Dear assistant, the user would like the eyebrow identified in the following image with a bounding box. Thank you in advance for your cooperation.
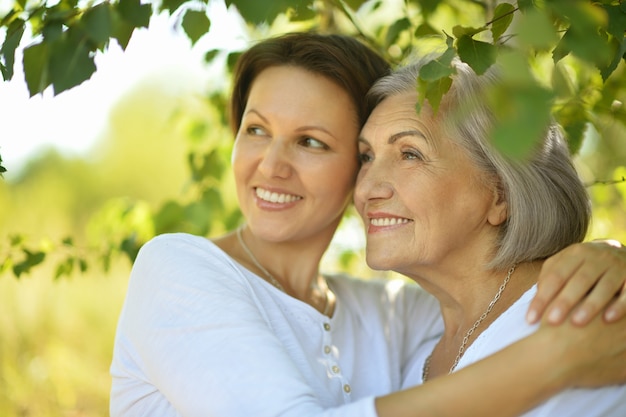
[244,109,337,140]
[388,130,427,144]
[358,129,428,146]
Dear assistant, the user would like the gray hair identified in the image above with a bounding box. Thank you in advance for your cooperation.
[366,57,591,270]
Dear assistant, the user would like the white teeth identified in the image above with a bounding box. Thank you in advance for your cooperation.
[256,187,302,203]
[370,217,410,226]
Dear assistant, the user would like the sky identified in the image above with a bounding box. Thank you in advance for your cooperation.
[0,0,247,177]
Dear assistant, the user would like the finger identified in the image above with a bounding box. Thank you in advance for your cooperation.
[528,249,584,324]
[605,286,626,323]
[570,269,623,325]
[544,269,607,326]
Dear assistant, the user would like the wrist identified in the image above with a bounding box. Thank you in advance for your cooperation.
[525,327,574,393]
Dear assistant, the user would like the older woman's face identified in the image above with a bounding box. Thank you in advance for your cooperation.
[232,65,360,243]
[354,92,506,274]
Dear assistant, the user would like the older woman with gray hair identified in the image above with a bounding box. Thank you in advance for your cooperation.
[356,56,626,415]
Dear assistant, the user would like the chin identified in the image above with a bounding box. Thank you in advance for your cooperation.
[365,253,394,272]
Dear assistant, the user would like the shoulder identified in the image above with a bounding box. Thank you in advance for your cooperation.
[129,233,246,292]
[135,233,232,271]
[138,233,217,259]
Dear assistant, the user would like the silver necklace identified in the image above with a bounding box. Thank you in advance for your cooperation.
[236,226,331,316]
[422,264,517,381]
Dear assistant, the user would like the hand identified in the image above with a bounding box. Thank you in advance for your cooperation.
[539,311,626,388]
[527,240,626,326]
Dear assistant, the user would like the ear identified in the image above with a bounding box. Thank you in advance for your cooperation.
[487,179,508,226]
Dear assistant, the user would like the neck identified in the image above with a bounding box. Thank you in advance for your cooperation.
[214,224,336,313]
[415,261,541,379]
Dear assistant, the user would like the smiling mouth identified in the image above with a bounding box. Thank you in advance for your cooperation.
[370,217,411,226]
[255,187,303,203]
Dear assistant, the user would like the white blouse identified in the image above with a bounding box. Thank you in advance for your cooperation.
[403,285,626,416]
[110,233,443,417]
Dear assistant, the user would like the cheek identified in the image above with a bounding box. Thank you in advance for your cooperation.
[232,138,255,169]
[314,161,358,203]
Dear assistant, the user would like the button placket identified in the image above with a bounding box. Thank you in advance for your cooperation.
[320,320,351,400]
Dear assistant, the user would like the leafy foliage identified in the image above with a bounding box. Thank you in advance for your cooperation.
[2,0,626,279]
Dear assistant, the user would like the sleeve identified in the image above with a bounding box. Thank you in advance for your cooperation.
[532,387,626,417]
[110,234,378,417]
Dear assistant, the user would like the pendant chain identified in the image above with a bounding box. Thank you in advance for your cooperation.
[236,226,331,316]
[422,264,517,381]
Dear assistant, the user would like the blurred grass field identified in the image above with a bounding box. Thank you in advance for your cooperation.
[0,263,130,416]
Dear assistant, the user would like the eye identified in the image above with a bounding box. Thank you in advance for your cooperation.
[246,126,267,136]
[358,148,373,164]
[301,137,329,150]
[402,149,425,161]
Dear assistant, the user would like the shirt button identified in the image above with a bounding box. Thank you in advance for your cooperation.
[343,384,351,393]
[324,345,331,354]
[323,323,331,331]
[332,365,340,373]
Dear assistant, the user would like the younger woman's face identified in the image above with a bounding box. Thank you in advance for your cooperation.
[232,65,361,243]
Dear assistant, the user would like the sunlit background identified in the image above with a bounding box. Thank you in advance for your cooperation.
[0,2,250,415]
[1,1,244,173]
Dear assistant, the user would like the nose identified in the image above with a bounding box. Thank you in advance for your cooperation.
[354,160,394,207]
[258,139,292,179]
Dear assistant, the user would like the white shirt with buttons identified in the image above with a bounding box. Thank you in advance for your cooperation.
[110,233,443,417]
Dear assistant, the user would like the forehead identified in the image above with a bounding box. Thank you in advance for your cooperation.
[362,92,436,136]
[248,66,354,111]
[246,65,360,138]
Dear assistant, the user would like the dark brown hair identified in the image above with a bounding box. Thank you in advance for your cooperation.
[229,32,390,135]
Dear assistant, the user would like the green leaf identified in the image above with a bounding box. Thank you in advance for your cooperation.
[0,154,6,177]
[204,49,219,63]
[550,1,612,66]
[181,9,211,45]
[154,200,185,234]
[491,2,515,43]
[452,25,486,38]
[160,0,187,14]
[555,100,588,154]
[517,7,558,50]
[418,46,456,81]
[456,35,496,75]
[489,83,554,160]
[565,27,611,66]
[23,41,51,96]
[602,4,626,40]
[385,17,410,47]
[342,0,368,11]
[54,257,74,279]
[226,0,314,25]
[517,0,533,12]
[120,234,140,262]
[409,0,441,17]
[48,28,97,95]
[78,258,88,273]
[42,20,64,42]
[416,75,452,114]
[111,9,135,49]
[599,34,626,82]
[13,249,46,278]
[0,18,25,81]
[227,51,242,73]
[551,63,575,99]
[414,22,439,37]
[80,3,113,45]
[116,0,151,28]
